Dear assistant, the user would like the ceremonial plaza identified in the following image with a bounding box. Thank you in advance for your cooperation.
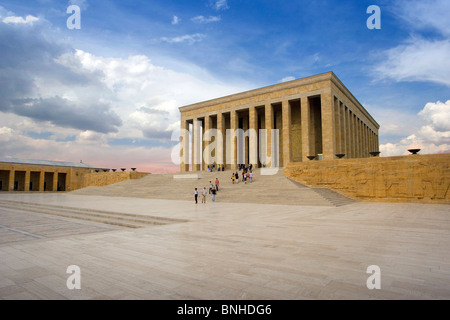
[0,73,449,300]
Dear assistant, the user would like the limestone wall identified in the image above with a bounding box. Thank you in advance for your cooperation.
[284,153,450,204]
[81,171,150,188]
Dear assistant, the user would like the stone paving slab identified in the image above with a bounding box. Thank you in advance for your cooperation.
[0,193,449,300]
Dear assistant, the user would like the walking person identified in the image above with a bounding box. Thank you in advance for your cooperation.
[235,172,239,184]
[194,188,199,204]
[202,187,207,203]
[211,186,217,202]
[215,178,220,192]
[250,171,253,183]
[231,173,235,184]
[209,181,213,194]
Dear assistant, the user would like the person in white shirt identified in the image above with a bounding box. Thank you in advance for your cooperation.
[202,187,207,203]
[194,188,199,204]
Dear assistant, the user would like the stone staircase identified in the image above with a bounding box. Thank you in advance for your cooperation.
[71,168,356,207]
[0,200,188,229]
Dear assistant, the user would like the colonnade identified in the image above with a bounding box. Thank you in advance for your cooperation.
[0,169,67,192]
[180,92,379,172]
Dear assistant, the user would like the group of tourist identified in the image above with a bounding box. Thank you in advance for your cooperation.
[206,164,225,172]
[232,164,254,184]
[231,171,253,184]
[194,164,255,203]
[194,178,220,204]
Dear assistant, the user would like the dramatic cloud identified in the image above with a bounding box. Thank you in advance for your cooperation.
[380,100,450,156]
[191,15,221,24]
[0,18,120,133]
[0,8,253,172]
[11,97,122,133]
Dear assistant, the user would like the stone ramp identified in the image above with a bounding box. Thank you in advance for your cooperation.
[310,188,356,207]
[287,178,356,207]
[0,200,188,229]
[70,168,349,207]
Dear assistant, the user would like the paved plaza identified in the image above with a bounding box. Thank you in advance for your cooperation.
[0,189,449,300]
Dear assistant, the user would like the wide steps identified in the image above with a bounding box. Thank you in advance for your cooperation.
[71,168,356,207]
[0,200,187,229]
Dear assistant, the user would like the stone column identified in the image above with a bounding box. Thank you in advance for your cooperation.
[180,119,190,172]
[24,171,30,192]
[242,115,249,165]
[352,114,357,158]
[203,116,211,170]
[345,107,350,158]
[192,118,201,171]
[364,124,368,156]
[52,172,58,191]
[301,97,311,161]
[265,103,273,167]
[320,90,335,160]
[229,110,238,169]
[360,120,364,158]
[282,100,291,165]
[217,113,224,166]
[334,98,341,156]
[359,120,363,158]
[39,171,45,191]
[356,118,360,158]
[8,169,14,191]
[340,102,346,156]
[249,106,258,167]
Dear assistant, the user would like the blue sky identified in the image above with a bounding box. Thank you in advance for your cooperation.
[0,0,449,172]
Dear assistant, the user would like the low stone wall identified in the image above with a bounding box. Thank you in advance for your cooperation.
[81,171,150,188]
[284,153,450,204]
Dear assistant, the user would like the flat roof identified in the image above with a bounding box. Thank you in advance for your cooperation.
[0,158,107,169]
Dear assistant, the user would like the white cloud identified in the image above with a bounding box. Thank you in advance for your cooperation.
[374,38,450,87]
[3,15,39,24]
[393,0,450,37]
[418,100,450,132]
[373,0,450,87]
[213,0,229,11]
[380,100,450,156]
[171,15,180,25]
[160,33,206,44]
[76,130,108,146]
[191,15,221,24]
[69,0,89,10]
[280,76,295,83]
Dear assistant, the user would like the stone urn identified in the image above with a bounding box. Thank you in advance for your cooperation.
[307,156,316,161]
[408,149,421,155]
[336,154,345,159]
[369,151,381,157]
